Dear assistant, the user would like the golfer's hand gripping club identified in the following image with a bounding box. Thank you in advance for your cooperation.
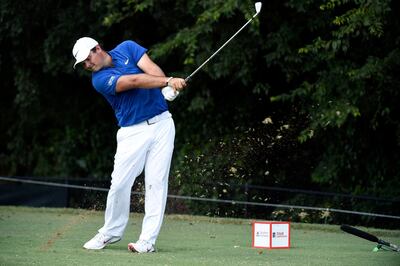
[161,85,178,101]
[161,77,187,101]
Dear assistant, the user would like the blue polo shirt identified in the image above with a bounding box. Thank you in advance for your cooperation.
[92,40,168,127]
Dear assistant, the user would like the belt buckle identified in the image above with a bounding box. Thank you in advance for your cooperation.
[146,116,158,125]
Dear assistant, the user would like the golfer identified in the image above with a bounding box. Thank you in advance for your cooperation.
[72,37,186,253]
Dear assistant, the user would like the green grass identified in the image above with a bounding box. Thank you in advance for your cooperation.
[0,206,399,265]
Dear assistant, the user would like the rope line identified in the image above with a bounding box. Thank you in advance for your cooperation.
[6,176,397,202]
[1,176,399,220]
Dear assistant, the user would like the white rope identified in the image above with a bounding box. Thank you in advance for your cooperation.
[1,176,399,220]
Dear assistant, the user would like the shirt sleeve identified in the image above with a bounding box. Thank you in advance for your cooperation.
[125,40,148,64]
[92,71,120,96]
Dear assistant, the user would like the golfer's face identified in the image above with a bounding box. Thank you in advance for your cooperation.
[83,50,102,72]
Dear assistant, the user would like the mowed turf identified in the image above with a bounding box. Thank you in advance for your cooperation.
[0,206,399,266]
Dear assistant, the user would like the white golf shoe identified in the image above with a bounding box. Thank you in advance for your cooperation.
[128,239,155,253]
[83,233,121,250]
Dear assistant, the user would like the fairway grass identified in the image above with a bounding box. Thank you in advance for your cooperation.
[0,206,399,265]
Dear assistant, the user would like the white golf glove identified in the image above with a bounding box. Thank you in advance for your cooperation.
[161,86,179,101]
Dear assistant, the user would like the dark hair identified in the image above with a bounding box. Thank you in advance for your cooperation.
[91,47,97,53]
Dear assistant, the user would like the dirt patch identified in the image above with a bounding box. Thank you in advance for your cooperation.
[39,212,88,251]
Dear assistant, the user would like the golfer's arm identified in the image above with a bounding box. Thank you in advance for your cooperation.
[116,74,169,92]
[115,53,167,93]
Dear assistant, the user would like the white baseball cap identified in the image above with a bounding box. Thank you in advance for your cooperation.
[72,37,99,68]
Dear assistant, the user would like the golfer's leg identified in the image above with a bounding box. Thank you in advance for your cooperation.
[99,125,150,237]
[139,118,175,245]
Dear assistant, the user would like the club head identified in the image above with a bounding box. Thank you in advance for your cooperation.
[255,2,262,14]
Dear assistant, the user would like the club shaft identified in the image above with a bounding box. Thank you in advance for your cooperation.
[341,224,400,252]
[341,224,378,242]
[185,14,258,82]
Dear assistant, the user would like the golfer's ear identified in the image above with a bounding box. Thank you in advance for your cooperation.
[94,45,101,53]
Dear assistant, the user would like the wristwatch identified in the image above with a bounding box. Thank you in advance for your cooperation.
[166,77,173,86]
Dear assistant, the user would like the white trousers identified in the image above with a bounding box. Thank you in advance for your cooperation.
[98,111,175,245]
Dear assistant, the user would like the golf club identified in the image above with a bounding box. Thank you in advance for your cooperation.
[341,224,400,252]
[162,2,262,101]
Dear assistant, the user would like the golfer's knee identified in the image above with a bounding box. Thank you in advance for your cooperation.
[109,181,130,194]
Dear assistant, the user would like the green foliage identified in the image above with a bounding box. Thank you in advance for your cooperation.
[0,0,113,178]
[288,0,394,137]
[269,0,400,206]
